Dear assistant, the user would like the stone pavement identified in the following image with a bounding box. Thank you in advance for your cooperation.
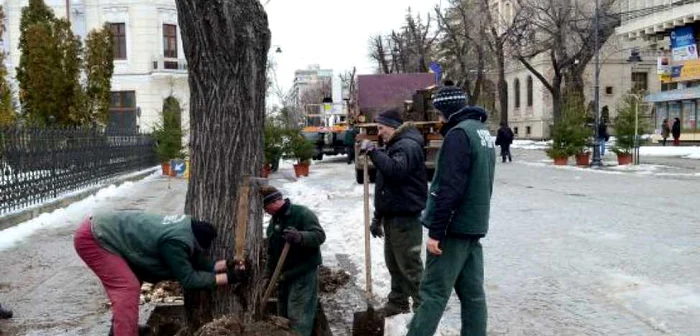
[0,175,187,336]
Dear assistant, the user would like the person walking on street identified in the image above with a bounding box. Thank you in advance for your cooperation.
[672,118,681,146]
[345,123,358,164]
[661,119,671,146]
[74,212,247,336]
[360,108,428,316]
[495,122,514,163]
[598,121,610,157]
[261,186,326,336]
[0,303,12,319]
[407,84,495,336]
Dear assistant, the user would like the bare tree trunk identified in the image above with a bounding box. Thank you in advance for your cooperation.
[496,42,508,125]
[175,0,270,333]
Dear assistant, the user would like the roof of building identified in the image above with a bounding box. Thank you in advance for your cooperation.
[357,73,435,111]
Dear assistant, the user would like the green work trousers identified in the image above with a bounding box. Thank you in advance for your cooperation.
[383,215,424,310]
[278,267,318,336]
[407,236,486,336]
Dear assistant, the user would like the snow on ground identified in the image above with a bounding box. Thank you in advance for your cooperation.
[0,168,160,251]
[639,146,700,159]
[511,140,551,150]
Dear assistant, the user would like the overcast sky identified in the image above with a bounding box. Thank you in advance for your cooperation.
[265,0,441,95]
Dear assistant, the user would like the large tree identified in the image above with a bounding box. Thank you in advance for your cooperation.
[16,0,83,126]
[174,0,271,334]
[0,5,16,126]
[511,0,619,123]
[82,24,115,125]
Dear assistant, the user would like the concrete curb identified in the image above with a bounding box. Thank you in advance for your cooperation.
[0,167,159,231]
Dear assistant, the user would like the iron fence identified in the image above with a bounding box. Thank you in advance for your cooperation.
[0,126,157,216]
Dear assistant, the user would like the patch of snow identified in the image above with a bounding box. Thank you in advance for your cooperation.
[0,168,159,251]
[639,146,700,159]
[511,140,550,150]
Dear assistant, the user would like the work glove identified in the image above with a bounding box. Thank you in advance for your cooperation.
[283,227,303,244]
[370,217,384,238]
[226,259,247,284]
[360,140,376,153]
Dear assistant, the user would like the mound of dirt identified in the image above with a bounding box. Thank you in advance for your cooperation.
[194,315,296,336]
[319,266,351,294]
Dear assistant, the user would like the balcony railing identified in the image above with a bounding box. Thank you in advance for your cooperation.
[152,57,188,73]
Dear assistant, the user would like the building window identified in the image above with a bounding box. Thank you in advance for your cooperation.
[605,86,614,95]
[526,76,533,107]
[109,91,137,131]
[109,23,127,60]
[661,82,678,91]
[526,126,531,135]
[632,72,648,92]
[513,127,519,135]
[514,78,521,108]
[163,24,178,59]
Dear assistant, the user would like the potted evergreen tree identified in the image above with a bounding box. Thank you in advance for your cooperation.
[263,120,285,177]
[612,93,648,165]
[153,97,184,175]
[289,132,314,177]
[546,119,576,166]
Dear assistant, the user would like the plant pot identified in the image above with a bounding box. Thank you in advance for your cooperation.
[575,153,590,166]
[617,153,633,165]
[300,162,310,177]
[262,164,272,178]
[293,164,305,178]
[161,162,171,176]
[552,156,569,166]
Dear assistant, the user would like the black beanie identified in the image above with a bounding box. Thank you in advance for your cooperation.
[375,108,403,129]
[433,85,467,120]
[191,219,217,250]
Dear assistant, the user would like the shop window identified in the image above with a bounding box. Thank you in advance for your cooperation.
[661,82,678,91]
[632,72,648,92]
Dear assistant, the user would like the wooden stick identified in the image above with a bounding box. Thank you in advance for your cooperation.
[260,242,291,315]
[234,175,251,261]
[363,155,372,297]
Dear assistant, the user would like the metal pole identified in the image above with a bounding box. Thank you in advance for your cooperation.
[634,95,639,165]
[591,0,603,168]
[66,0,70,23]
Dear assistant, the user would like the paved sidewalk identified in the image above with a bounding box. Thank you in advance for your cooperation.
[0,175,187,336]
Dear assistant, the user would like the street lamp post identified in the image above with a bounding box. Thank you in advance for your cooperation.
[591,0,603,168]
[627,48,643,164]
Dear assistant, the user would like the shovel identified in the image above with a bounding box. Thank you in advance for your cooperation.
[260,242,291,317]
[352,154,384,336]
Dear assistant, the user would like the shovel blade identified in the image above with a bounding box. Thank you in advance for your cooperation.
[352,307,384,336]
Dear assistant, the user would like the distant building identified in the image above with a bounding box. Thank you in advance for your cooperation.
[617,0,700,142]
[1,0,189,134]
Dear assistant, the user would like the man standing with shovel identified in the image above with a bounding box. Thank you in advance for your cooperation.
[407,84,495,336]
[360,108,427,316]
[261,186,326,336]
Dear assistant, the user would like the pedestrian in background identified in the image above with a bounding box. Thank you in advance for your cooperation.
[495,122,514,163]
[407,84,496,336]
[344,123,358,164]
[598,121,610,157]
[672,118,681,146]
[661,119,671,146]
[360,108,428,316]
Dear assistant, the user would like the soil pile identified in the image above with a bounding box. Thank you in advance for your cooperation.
[141,281,183,304]
[194,315,296,336]
[318,266,351,294]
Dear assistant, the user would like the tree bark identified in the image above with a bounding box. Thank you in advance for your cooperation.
[175,0,270,333]
[496,42,508,125]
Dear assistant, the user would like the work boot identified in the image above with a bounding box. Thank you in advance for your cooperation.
[108,324,152,336]
[377,301,410,317]
[0,304,12,319]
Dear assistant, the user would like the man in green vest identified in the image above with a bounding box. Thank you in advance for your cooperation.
[261,186,326,336]
[74,212,247,336]
[407,83,496,336]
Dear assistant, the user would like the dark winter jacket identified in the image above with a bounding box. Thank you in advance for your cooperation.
[598,123,610,142]
[266,201,325,282]
[91,212,217,289]
[344,127,358,146]
[422,106,496,240]
[672,120,681,139]
[369,123,428,219]
[662,123,671,138]
[495,127,514,147]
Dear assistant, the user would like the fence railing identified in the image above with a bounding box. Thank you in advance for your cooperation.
[0,126,158,216]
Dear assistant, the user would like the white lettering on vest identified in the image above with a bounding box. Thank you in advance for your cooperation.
[162,215,186,225]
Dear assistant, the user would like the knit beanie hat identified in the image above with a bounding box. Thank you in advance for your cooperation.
[191,219,217,249]
[433,84,467,120]
[375,108,403,129]
[260,186,283,206]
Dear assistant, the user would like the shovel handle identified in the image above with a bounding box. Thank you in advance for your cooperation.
[363,154,372,297]
[261,242,291,315]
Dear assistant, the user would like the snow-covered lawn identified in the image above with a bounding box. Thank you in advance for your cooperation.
[510,138,700,160]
